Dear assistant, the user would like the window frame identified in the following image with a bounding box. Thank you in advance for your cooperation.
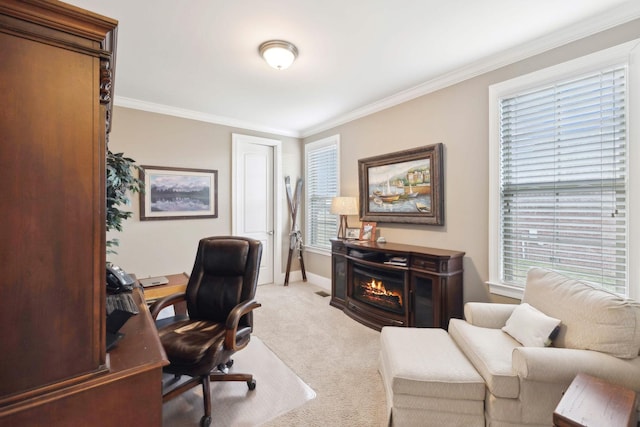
[488,39,640,300]
[304,134,340,254]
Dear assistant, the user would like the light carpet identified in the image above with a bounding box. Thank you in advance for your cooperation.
[255,281,387,427]
[162,336,316,426]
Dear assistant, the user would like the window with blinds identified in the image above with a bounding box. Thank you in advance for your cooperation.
[305,135,339,251]
[498,66,628,295]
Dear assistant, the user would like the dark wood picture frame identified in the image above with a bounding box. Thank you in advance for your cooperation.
[358,143,444,225]
[139,165,218,221]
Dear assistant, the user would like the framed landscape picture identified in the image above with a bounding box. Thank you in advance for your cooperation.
[139,166,218,220]
[358,143,444,225]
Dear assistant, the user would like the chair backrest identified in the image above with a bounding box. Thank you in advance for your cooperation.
[185,236,263,325]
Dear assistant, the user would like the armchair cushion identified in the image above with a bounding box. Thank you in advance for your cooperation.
[502,303,561,347]
[524,268,640,359]
[448,318,520,398]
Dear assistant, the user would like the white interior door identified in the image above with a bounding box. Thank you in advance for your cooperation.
[232,134,281,285]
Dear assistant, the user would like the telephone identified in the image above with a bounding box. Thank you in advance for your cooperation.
[106,264,135,293]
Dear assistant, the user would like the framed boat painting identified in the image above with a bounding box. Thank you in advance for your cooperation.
[358,143,444,225]
[139,166,218,220]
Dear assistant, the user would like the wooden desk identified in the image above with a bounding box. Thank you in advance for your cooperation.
[141,272,190,315]
[0,288,168,427]
[553,373,638,427]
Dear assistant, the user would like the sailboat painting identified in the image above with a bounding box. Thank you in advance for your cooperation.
[358,144,444,225]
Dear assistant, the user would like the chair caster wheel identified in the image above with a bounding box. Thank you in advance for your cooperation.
[247,379,256,390]
[200,415,212,427]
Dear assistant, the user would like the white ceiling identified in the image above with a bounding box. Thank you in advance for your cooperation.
[64,0,640,137]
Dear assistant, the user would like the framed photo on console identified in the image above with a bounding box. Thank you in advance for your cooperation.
[345,227,360,240]
[139,165,218,221]
[358,143,444,225]
[359,222,377,241]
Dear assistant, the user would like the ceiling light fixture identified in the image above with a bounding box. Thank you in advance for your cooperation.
[259,40,298,70]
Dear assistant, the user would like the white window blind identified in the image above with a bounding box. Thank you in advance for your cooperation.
[305,136,339,251]
[499,66,627,295]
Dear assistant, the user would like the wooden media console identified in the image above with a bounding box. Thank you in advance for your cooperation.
[331,240,465,330]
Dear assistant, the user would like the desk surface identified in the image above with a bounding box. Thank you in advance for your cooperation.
[553,373,638,427]
[141,272,189,301]
[108,287,168,370]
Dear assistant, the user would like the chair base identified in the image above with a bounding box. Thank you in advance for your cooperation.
[162,362,257,427]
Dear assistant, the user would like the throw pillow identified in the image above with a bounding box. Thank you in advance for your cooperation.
[502,303,561,347]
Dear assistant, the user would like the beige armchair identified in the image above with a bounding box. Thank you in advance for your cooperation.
[448,268,640,427]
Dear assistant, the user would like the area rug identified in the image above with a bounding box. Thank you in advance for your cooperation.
[162,336,316,426]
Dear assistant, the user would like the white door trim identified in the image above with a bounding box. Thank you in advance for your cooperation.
[232,134,282,284]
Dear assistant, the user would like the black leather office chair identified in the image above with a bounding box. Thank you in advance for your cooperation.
[150,236,262,427]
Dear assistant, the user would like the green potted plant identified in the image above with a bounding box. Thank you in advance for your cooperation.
[106,149,143,254]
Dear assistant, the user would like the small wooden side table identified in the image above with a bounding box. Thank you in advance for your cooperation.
[140,272,190,315]
[553,373,638,427]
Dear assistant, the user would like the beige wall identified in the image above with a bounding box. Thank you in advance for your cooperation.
[303,18,640,304]
[106,107,302,279]
[108,18,640,302]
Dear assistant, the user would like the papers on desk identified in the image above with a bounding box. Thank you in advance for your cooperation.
[139,276,169,287]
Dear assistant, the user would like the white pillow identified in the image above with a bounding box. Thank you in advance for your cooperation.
[502,303,561,347]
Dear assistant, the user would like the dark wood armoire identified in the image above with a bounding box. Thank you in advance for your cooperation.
[0,2,166,425]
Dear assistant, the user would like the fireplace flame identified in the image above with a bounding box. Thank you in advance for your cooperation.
[365,279,403,306]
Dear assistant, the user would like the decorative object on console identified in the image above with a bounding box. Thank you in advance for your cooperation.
[358,143,444,225]
[345,227,361,239]
[139,166,218,220]
[331,196,359,239]
[259,40,298,70]
[359,221,377,241]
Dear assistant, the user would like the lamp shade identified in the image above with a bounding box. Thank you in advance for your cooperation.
[259,40,298,70]
[331,197,358,215]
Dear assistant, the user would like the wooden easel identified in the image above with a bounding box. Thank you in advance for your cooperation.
[284,176,306,286]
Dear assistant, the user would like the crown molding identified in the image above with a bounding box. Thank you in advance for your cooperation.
[113,97,301,138]
[300,3,640,138]
[114,3,640,141]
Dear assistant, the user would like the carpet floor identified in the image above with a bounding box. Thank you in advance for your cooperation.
[255,281,387,427]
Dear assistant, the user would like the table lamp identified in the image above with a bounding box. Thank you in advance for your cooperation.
[331,196,358,239]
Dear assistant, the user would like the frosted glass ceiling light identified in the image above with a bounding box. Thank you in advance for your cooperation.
[259,40,298,70]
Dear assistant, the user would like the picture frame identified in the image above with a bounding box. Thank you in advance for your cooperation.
[345,227,360,240]
[358,143,444,225]
[359,221,377,241]
[139,165,218,221]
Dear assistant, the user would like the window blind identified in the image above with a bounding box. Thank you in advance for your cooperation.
[499,66,627,295]
[306,141,338,250]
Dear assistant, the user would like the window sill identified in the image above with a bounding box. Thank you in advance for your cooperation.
[486,280,524,300]
[304,246,331,257]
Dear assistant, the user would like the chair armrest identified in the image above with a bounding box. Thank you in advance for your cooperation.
[224,299,262,351]
[513,346,640,391]
[148,292,187,320]
[464,302,518,328]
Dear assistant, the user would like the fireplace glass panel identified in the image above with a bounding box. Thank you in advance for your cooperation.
[352,265,405,314]
[413,275,434,327]
[333,254,346,301]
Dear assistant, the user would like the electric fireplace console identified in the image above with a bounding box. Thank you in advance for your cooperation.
[331,239,465,331]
